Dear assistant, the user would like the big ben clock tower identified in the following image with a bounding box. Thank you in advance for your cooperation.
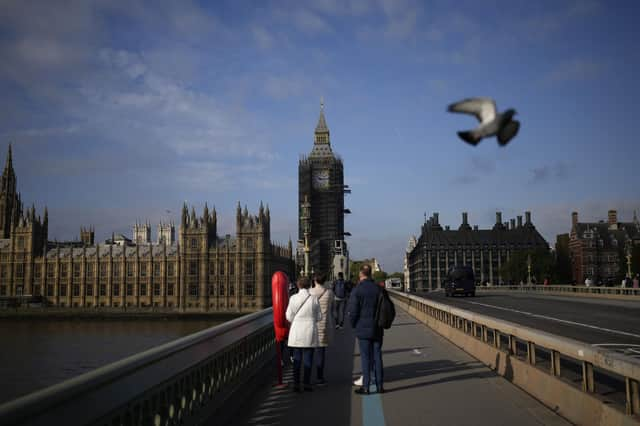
[298,100,345,277]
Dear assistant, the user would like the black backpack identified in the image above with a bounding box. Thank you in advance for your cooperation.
[375,288,396,329]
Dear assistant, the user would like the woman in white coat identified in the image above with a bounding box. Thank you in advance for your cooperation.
[309,272,334,385]
[286,276,322,392]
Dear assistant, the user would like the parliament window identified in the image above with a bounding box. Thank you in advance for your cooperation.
[86,264,93,279]
[0,265,6,279]
[16,263,24,278]
[127,263,134,277]
[113,284,120,296]
[229,283,235,296]
[167,283,174,296]
[126,284,133,296]
[189,284,198,297]
[47,263,54,278]
[153,283,161,296]
[0,285,5,296]
[34,265,41,279]
[208,284,215,295]
[244,260,253,275]
[219,261,225,276]
[86,285,93,296]
[219,283,225,296]
[113,265,120,278]
[47,285,54,296]
[100,263,107,277]
[153,263,161,277]
[191,238,198,249]
[140,283,147,296]
[229,261,234,276]
[245,238,253,249]
[17,236,24,249]
[73,264,80,278]
[99,284,106,296]
[73,285,80,297]
[60,284,67,296]
[209,262,215,275]
[34,285,41,296]
[61,264,68,278]
[189,261,197,276]
[168,263,175,276]
[140,264,147,277]
[244,280,255,296]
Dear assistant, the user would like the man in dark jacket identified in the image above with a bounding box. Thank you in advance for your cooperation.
[348,264,384,394]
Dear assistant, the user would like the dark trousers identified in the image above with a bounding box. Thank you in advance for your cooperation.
[292,347,314,386]
[358,338,383,389]
[334,299,346,325]
[315,347,326,380]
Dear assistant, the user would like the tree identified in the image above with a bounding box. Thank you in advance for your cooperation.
[373,270,388,283]
[500,248,555,284]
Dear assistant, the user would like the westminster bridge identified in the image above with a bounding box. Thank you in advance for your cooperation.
[0,287,639,426]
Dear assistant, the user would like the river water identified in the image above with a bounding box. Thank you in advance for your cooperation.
[0,318,228,404]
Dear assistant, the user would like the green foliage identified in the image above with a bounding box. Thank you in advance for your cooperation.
[373,271,388,283]
[500,248,555,283]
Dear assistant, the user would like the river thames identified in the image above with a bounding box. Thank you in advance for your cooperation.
[0,317,230,404]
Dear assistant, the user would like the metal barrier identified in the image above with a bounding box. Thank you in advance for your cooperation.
[477,285,640,297]
[0,308,275,426]
[389,290,640,418]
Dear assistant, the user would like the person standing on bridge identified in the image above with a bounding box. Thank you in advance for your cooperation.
[333,272,348,329]
[349,264,385,395]
[310,272,335,385]
[286,276,322,392]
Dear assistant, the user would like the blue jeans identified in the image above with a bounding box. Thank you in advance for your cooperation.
[315,347,326,380]
[334,298,346,325]
[358,338,383,389]
[292,347,314,386]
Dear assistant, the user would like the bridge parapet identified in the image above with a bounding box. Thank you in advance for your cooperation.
[389,289,640,424]
[477,285,640,300]
[0,309,275,426]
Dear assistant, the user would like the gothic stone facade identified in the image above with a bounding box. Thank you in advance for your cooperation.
[298,102,345,276]
[408,211,548,291]
[0,147,294,312]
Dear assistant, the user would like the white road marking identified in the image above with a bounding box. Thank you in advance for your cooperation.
[464,300,640,340]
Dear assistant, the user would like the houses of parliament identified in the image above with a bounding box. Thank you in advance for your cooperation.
[0,146,294,312]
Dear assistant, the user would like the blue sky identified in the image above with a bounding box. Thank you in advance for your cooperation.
[1,0,639,272]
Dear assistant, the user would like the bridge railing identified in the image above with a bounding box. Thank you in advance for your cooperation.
[0,308,275,426]
[477,285,640,297]
[389,289,640,418]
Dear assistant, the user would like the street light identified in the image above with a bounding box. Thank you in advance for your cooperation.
[527,253,532,285]
[300,196,312,278]
[626,241,633,278]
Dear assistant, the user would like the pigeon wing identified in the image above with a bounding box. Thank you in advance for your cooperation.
[497,120,520,146]
[448,98,497,124]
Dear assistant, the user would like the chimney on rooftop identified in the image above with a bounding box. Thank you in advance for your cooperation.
[517,216,523,228]
[510,219,516,230]
[433,212,439,225]
[608,210,618,229]
[473,225,478,231]
[572,211,578,227]
[525,211,532,225]
[462,212,468,225]
[496,212,502,225]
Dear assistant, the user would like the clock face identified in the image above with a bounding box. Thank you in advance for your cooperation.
[312,169,330,190]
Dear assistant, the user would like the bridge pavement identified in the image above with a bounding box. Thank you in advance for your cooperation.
[227,308,570,426]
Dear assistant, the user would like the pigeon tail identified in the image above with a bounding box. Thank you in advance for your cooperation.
[457,131,481,146]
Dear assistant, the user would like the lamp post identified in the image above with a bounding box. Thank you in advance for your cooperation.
[527,253,532,285]
[301,196,311,278]
[626,242,633,279]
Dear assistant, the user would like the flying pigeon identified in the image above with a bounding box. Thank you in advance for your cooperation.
[447,97,520,146]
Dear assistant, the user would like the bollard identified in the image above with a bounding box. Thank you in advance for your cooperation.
[582,362,595,393]
[550,350,561,376]
[626,378,640,415]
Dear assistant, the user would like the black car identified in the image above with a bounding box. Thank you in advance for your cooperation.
[444,265,476,297]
